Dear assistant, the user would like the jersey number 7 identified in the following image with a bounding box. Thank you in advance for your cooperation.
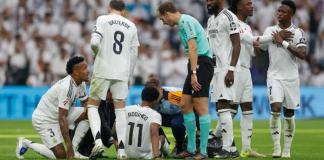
[128,122,143,147]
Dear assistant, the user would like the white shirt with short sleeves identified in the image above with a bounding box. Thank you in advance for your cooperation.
[32,75,88,123]
[262,25,307,80]
[92,14,139,81]
[238,20,254,68]
[125,105,162,159]
[207,9,240,72]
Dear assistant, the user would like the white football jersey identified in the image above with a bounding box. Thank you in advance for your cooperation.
[207,9,240,72]
[238,20,254,68]
[125,105,162,159]
[261,25,307,80]
[32,75,87,123]
[92,14,139,81]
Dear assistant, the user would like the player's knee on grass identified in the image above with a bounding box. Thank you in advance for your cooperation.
[271,102,281,113]
[51,144,66,159]
[283,108,295,117]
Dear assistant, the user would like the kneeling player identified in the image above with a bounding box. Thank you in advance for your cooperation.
[125,86,169,159]
[16,56,90,159]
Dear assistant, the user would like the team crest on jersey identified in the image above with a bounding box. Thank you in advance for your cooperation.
[230,21,237,31]
[63,99,69,106]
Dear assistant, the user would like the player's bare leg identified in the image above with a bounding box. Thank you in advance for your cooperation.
[193,97,210,159]
[282,108,295,158]
[87,98,104,159]
[113,99,128,159]
[270,102,282,158]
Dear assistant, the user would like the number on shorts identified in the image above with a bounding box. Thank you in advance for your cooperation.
[47,128,55,137]
[113,31,124,54]
[128,122,143,147]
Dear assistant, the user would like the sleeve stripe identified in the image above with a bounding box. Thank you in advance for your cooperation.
[67,80,73,98]
[94,31,103,38]
[223,10,233,21]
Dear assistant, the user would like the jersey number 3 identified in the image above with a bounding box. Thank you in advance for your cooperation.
[128,122,143,147]
[113,31,124,54]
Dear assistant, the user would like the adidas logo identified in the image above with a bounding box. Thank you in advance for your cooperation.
[248,135,252,138]
[272,131,280,135]
[219,94,223,98]
[222,129,227,133]
[286,135,293,138]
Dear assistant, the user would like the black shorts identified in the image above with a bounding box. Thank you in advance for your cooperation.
[183,56,214,97]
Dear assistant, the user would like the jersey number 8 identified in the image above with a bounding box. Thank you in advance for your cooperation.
[113,31,124,54]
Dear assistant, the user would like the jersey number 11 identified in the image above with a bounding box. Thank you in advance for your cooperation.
[128,122,143,147]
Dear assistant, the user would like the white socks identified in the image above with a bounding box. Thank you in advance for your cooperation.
[72,120,90,151]
[219,110,233,152]
[115,108,127,148]
[215,113,222,138]
[23,139,56,159]
[241,111,253,151]
[270,112,281,149]
[88,106,103,145]
[284,116,295,152]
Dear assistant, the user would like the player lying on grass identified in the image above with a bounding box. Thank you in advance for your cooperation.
[16,56,91,159]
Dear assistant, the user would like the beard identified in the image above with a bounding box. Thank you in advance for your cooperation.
[207,4,218,15]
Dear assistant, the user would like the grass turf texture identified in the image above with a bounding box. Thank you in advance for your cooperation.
[1,119,323,159]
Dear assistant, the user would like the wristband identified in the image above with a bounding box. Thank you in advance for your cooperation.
[282,41,289,49]
[228,66,235,71]
[191,70,197,75]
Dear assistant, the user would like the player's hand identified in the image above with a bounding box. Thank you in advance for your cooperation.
[253,37,261,48]
[66,145,74,159]
[224,71,234,88]
[272,31,284,45]
[191,74,201,92]
[278,30,294,41]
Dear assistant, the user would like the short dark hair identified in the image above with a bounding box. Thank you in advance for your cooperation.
[144,76,161,88]
[141,86,160,102]
[229,0,242,14]
[281,0,296,15]
[66,56,84,75]
[158,2,178,15]
[109,0,125,11]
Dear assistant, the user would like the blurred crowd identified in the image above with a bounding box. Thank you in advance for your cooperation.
[0,0,323,87]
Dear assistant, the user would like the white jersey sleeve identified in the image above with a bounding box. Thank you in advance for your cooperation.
[294,29,307,48]
[260,27,273,51]
[58,82,74,110]
[224,11,240,35]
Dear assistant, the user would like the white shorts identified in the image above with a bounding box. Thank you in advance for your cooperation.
[233,67,253,103]
[89,77,128,100]
[32,107,84,148]
[210,70,238,103]
[267,78,300,109]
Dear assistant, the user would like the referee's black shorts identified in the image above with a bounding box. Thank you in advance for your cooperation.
[182,56,214,97]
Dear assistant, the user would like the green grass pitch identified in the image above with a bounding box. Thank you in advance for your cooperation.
[1,119,323,159]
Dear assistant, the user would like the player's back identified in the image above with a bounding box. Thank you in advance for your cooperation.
[93,14,138,81]
[125,105,162,159]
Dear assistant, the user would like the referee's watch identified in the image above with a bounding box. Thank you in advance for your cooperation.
[191,70,197,75]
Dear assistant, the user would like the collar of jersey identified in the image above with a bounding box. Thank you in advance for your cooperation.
[276,24,294,30]
[69,75,78,87]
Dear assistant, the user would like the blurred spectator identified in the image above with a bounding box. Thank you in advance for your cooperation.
[0,0,322,87]
[308,65,324,86]
[6,35,29,85]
